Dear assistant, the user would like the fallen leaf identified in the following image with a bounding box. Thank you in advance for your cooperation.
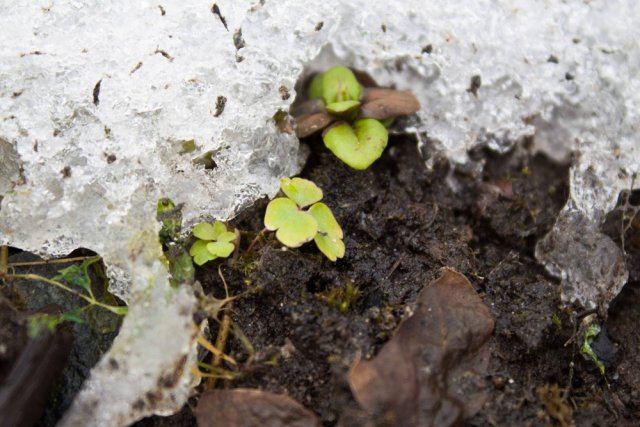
[295,112,334,138]
[359,88,420,119]
[196,389,320,427]
[349,268,494,427]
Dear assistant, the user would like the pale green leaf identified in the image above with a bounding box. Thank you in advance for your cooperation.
[217,231,237,244]
[265,198,298,230]
[309,202,344,261]
[275,211,317,248]
[326,100,361,117]
[280,177,323,208]
[206,241,235,258]
[193,222,217,240]
[321,66,362,104]
[323,119,388,170]
[190,240,218,265]
[314,234,346,262]
[212,221,228,239]
[264,198,318,248]
[308,73,324,100]
[308,202,343,239]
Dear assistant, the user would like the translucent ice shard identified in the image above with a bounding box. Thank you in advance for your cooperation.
[1,0,639,424]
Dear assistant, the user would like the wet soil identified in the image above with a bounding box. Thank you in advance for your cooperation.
[140,135,640,426]
[3,134,639,426]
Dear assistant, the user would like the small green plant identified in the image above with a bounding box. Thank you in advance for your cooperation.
[2,256,128,336]
[157,198,196,285]
[579,316,606,374]
[190,221,237,266]
[294,65,420,170]
[264,177,344,261]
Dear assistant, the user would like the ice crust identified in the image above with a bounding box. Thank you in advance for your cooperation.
[0,0,638,424]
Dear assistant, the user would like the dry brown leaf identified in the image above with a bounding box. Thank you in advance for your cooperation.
[295,112,335,138]
[196,388,320,427]
[349,268,494,427]
[359,88,420,119]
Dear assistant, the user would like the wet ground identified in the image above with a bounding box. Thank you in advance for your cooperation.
[143,135,640,426]
[2,135,639,426]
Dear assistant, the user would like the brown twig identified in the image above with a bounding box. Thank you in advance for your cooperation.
[246,227,267,253]
[0,245,8,275]
[8,255,98,268]
[206,303,232,389]
[205,265,233,389]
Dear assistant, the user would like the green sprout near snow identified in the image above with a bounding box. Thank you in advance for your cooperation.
[310,65,362,113]
[2,256,128,337]
[580,321,606,375]
[264,177,345,261]
[295,65,420,170]
[323,118,389,170]
[190,221,237,266]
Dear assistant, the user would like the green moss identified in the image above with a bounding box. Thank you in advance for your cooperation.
[319,282,361,313]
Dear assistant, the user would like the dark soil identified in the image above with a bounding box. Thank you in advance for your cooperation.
[139,136,640,426]
[3,134,639,426]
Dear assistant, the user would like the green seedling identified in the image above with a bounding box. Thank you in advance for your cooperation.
[264,177,344,261]
[295,65,419,170]
[190,221,237,266]
[309,202,344,261]
[579,316,605,375]
[157,198,183,245]
[1,256,128,337]
[324,119,388,170]
[157,198,196,286]
[309,65,362,105]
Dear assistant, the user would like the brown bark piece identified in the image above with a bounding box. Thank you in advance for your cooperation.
[359,88,420,120]
[348,268,494,427]
[196,388,320,427]
[295,112,334,138]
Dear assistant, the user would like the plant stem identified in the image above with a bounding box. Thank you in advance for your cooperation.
[2,272,126,316]
[8,255,99,268]
[196,333,236,366]
[6,273,84,299]
[0,245,8,275]
[206,303,232,389]
[246,228,267,252]
[190,366,235,381]
[205,266,234,389]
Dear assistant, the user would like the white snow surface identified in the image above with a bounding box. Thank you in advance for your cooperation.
[0,0,638,424]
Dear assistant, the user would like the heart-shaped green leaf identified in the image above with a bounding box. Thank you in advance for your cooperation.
[193,221,228,240]
[309,203,343,239]
[315,235,345,262]
[190,240,219,266]
[264,198,318,247]
[326,100,361,117]
[216,230,237,244]
[323,119,388,170]
[322,66,362,105]
[206,241,235,258]
[309,202,345,261]
[280,177,323,208]
[190,221,235,265]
